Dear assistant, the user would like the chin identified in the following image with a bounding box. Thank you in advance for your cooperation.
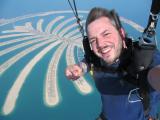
[107,61,114,65]
[103,59,114,65]
[103,56,116,65]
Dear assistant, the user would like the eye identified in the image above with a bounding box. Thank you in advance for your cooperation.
[103,32,111,37]
[89,38,96,44]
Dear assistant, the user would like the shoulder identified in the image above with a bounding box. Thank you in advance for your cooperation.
[151,49,160,67]
[148,49,160,91]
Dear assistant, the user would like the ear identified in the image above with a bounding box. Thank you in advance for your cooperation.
[119,28,127,48]
[119,28,125,39]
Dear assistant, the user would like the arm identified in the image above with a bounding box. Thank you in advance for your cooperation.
[148,65,160,91]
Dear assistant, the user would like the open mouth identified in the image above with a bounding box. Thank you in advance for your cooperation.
[98,45,113,55]
[101,47,111,54]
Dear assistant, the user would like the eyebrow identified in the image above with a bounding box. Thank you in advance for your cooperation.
[89,36,96,41]
[89,29,109,39]
[101,29,109,35]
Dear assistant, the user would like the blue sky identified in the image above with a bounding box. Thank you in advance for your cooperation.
[0,0,151,25]
[0,0,159,45]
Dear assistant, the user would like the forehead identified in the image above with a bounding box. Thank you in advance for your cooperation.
[87,17,115,35]
[89,16,112,25]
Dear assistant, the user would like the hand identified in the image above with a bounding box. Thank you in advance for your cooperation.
[65,64,83,80]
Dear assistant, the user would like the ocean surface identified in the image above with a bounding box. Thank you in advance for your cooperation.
[0,0,160,120]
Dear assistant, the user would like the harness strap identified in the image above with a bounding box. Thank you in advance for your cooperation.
[138,70,150,117]
[67,0,85,38]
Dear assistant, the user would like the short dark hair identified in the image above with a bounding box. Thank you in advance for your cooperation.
[85,7,118,34]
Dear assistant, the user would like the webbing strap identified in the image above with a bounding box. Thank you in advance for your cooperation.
[67,0,85,38]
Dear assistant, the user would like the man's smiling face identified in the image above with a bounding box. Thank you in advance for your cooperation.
[87,17,124,64]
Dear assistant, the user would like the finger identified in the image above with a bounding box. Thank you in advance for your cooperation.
[72,65,82,76]
[65,69,73,79]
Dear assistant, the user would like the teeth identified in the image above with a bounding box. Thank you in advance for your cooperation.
[101,47,111,54]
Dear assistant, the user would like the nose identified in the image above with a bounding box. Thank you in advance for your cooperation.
[96,36,104,49]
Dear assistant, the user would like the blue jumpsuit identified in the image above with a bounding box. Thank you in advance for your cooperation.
[92,50,160,120]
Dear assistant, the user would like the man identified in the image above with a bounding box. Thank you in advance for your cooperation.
[65,7,160,120]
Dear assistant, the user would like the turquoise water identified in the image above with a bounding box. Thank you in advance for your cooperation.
[0,0,160,120]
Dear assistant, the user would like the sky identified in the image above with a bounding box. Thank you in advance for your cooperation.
[1,0,159,36]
